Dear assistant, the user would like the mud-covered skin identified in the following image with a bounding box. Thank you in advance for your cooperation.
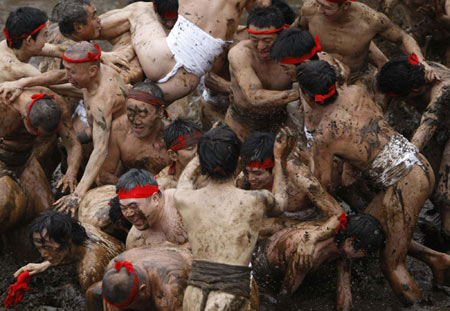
[303,84,435,305]
[86,245,191,311]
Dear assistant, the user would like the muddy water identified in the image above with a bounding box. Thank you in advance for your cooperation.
[1,0,449,310]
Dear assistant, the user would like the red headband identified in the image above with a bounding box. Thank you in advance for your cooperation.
[246,24,290,35]
[335,213,347,233]
[247,158,275,169]
[3,271,31,308]
[128,89,169,118]
[27,93,56,135]
[62,44,102,63]
[3,22,47,48]
[169,130,202,151]
[117,184,159,200]
[314,84,336,104]
[103,261,139,309]
[326,0,356,3]
[408,53,419,66]
[280,36,322,65]
[153,3,178,19]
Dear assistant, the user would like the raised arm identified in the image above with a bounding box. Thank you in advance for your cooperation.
[97,122,122,185]
[204,72,231,94]
[55,96,113,216]
[228,46,299,109]
[411,84,450,150]
[177,155,201,191]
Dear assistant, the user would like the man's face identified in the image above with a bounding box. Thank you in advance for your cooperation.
[126,99,161,138]
[119,198,150,231]
[176,145,198,168]
[245,166,273,190]
[342,238,367,259]
[316,0,342,18]
[27,24,49,55]
[77,4,101,40]
[248,25,278,61]
[63,61,91,89]
[32,229,70,265]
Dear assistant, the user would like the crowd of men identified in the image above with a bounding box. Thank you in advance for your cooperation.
[0,0,449,310]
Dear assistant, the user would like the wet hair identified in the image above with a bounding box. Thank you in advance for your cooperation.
[198,125,241,180]
[247,6,284,30]
[334,214,385,253]
[153,0,179,17]
[377,56,426,96]
[58,0,92,37]
[297,60,339,105]
[116,169,159,193]
[271,0,297,25]
[64,41,101,67]
[29,211,88,248]
[164,118,203,149]
[270,28,319,62]
[102,262,146,306]
[131,81,165,101]
[241,132,275,173]
[28,95,62,132]
[109,196,132,229]
[4,7,48,50]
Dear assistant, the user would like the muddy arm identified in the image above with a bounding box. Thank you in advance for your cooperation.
[177,156,201,191]
[97,124,121,185]
[39,43,69,58]
[204,72,231,94]
[368,42,389,70]
[336,258,352,311]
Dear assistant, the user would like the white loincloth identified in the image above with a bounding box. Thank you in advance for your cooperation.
[365,133,424,189]
[72,100,89,128]
[305,126,314,148]
[158,15,231,83]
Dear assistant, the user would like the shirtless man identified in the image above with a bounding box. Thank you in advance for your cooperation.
[299,0,438,89]
[86,245,191,311]
[14,210,124,293]
[252,214,385,310]
[5,42,128,215]
[98,82,170,185]
[0,89,81,260]
[297,60,435,305]
[117,169,188,250]
[377,56,450,243]
[157,118,203,190]
[382,0,450,67]
[97,0,272,102]
[174,125,293,311]
[225,6,299,141]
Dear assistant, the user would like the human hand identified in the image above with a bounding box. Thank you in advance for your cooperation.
[54,193,81,217]
[292,231,316,272]
[422,62,441,82]
[0,81,24,103]
[101,51,130,73]
[14,261,51,278]
[56,174,78,194]
[274,127,296,162]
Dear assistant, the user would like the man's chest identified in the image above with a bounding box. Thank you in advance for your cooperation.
[119,136,169,172]
[253,62,292,90]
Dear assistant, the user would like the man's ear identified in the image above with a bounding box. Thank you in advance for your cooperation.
[158,105,166,119]
[88,64,99,77]
[343,1,352,10]
[74,22,83,34]
[168,149,178,162]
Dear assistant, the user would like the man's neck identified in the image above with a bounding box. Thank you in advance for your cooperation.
[140,119,164,141]
[175,162,186,180]
[11,46,34,63]
[86,68,102,93]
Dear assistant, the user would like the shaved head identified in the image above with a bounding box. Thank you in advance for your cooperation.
[64,41,100,66]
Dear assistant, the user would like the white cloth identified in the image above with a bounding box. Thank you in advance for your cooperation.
[72,100,89,128]
[158,15,230,83]
[305,126,314,148]
[365,133,423,189]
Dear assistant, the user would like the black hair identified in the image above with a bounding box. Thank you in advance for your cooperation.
[271,0,297,25]
[377,56,426,96]
[241,132,275,172]
[116,169,159,193]
[334,214,385,253]
[297,60,339,105]
[4,7,48,50]
[28,95,62,132]
[109,196,132,229]
[270,28,319,62]
[153,0,179,16]
[198,125,241,180]
[131,81,165,101]
[58,0,92,37]
[164,118,203,149]
[247,6,284,30]
[102,262,146,305]
[29,210,88,248]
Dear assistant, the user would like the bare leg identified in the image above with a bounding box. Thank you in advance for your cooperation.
[433,140,450,239]
[157,68,200,104]
[0,175,28,233]
[365,162,434,305]
[408,240,450,286]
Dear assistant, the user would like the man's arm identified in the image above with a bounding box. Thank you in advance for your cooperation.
[245,0,271,12]
[336,258,352,311]
[177,156,201,191]
[55,97,113,216]
[97,122,122,185]
[417,0,450,29]
[39,43,69,58]
[411,84,450,150]
[368,42,389,70]
[99,6,133,41]
[228,46,299,109]
[204,72,231,94]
